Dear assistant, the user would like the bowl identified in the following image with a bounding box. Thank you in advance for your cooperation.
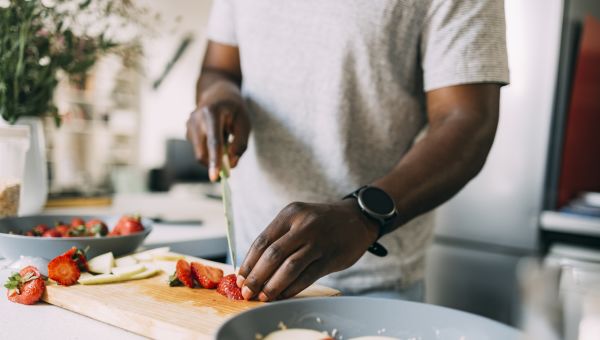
[0,215,152,260]
[216,297,522,340]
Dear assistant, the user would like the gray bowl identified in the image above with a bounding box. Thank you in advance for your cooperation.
[0,215,152,260]
[216,297,521,340]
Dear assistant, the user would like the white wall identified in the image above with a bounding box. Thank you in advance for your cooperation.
[138,0,213,169]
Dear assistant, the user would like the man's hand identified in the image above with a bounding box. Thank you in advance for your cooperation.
[187,41,249,181]
[236,200,379,301]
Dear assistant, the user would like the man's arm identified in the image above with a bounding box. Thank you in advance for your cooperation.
[373,83,500,227]
[187,41,250,181]
[235,83,501,301]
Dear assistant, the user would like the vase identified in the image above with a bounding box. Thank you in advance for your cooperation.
[0,117,48,215]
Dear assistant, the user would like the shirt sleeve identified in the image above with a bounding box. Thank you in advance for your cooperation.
[421,0,510,91]
[206,0,238,46]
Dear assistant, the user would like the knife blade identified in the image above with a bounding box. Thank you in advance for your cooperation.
[220,149,238,271]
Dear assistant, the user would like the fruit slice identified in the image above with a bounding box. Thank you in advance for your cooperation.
[133,247,170,261]
[87,252,114,274]
[112,264,145,276]
[169,259,194,288]
[115,255,138,267]
[62,247,89,272]
[217,274,243,300]
[191,262,223,289]
[48,255,80,286]
[78,266,145,285]
[128,268,161,281]
[152,252,185,261]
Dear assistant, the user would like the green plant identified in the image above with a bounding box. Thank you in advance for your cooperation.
[0,0,149,125]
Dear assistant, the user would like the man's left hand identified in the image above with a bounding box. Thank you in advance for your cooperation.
[236,200,379,301]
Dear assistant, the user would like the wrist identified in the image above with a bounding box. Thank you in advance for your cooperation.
[339,199,380,245]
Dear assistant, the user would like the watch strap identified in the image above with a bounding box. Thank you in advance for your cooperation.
[344,186,390,257]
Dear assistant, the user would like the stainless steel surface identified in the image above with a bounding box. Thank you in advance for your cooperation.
[216,297,522,340]
[434,0,564,251]
[221,152,237,271]
[0,215,152,260]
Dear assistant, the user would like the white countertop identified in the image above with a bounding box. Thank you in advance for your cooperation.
[0,190,228,339]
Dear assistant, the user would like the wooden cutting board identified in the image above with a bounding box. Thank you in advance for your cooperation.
[42,254,340,339]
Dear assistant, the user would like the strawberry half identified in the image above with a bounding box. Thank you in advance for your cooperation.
[61,247,89,272]
[191,262,223,289]
[48,254,80,286]
[217,274,243,300]
[4,266,46,305]
[169,259,194,288]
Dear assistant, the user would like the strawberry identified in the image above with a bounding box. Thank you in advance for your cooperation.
[24,231,35,237]
[85,219,108,236]
[48,254,80,286]
[67,224,88,237]
[54,224,70,237]
[70,217,86,228]
[61,247,89,272]
[191,262,223,289]
[108,229,120,237]
[169,259,194,288]
[217,274,243,300]
[114,215,144,235]
[42,229,62,238]
[32,224,49,236]
[4,266,46,305]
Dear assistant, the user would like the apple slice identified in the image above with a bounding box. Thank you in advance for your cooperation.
[128,268,161,280]
[88,252,114,274]
[152,252,185,261]
[115,255,138,267]
[112,264,145,276]
[79,266,145,285]
[133,247,170,261]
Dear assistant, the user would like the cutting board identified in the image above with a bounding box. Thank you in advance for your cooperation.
[42,254,340,339]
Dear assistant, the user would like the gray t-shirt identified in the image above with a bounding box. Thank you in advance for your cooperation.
[207,0,509,293]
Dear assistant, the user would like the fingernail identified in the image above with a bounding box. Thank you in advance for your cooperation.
[258,292,269,302]
[209,167,218,182]
[242,286,254,300]
[236,275,245,288]
[230,155,239,167]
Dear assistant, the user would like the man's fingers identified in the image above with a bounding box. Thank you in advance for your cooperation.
[202,107,225,181]
[257,245,318,302]
[277,260,326,300]
[186,113,208,165]
[228,111,250,168]
[240,232,300,300]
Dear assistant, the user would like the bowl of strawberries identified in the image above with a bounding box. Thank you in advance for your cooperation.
[0,214,152,260]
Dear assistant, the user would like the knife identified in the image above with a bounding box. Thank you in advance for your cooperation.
[220,147,238,272]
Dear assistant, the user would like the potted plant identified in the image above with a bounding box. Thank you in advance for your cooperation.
[0,0,148,214]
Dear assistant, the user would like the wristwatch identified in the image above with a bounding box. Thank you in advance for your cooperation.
[344,185,398,257]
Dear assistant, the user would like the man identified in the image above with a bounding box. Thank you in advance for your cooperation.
[186,0,508,302]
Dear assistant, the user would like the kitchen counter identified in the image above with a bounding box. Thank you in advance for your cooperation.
[0,190,228,338]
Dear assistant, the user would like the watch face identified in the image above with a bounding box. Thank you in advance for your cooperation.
[360,187,395,216]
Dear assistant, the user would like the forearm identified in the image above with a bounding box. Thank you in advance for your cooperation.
[372,102,498,229]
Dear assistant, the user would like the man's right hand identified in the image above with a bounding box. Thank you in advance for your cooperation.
[186,80,250,182]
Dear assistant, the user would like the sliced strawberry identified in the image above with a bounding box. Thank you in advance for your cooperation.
[217,274,243,300]
[5,266,46,305]
[54,224,70,237]
[170,259,194,288]
[61,247,89,272]
[32,224,49,236]
[191,262,223,289]
[48,254,80,286]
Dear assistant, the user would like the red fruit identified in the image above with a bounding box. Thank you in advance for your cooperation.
[5,266,46,305]
[169,259,194,288]
[61,247,89,272]
[108,229,120,237]
[85,219,108,236]
[217,274,243,300]
[24,231,35,237]
[32,224,49,236]
[115,215,144,235]
[54,224,70,237]
[42,229,62,238]
[48,254,80,286]
[191,262,223,289]
[67,224,88,237]
[70,217,85,227]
